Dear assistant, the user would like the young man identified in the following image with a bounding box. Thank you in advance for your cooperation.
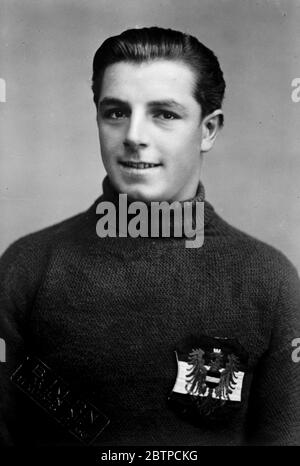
[0,27,299,446]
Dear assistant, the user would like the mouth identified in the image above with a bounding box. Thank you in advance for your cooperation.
[119,161,162,170]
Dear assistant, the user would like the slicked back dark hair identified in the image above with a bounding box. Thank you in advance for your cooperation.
[92,27,225,124]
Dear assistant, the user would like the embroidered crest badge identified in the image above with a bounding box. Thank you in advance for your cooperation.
[169,335,248,423]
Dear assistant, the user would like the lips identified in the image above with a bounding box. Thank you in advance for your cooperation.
[119,161,161,169]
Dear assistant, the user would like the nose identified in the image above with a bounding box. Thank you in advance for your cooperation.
[123,110,149,150]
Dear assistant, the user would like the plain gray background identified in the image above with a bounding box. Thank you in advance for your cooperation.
[1,0,300,271]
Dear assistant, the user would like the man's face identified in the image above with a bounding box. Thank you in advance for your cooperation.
[97,60,207,202]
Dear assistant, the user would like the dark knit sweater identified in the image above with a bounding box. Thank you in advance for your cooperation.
[0,177,300,446]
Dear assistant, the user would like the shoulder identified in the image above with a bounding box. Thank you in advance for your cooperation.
[206,205,299,292]
[0,201,96,273]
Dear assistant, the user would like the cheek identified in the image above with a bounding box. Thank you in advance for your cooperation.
[161,129,201,163]
[166,124,201,147]
[99,127,121,154]
[185,126,202,148]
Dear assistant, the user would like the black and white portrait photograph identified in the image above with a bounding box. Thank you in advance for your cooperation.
[0,0,300,459]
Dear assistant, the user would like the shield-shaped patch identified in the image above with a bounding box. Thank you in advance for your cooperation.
[168,335,249,423]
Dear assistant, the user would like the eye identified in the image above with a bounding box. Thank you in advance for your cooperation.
[103,109,128,120]
[154,111,180,120]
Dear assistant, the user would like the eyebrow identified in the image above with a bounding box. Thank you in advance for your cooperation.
[99,97,187,112]
[148,100,188,113]
[99,97,128,109]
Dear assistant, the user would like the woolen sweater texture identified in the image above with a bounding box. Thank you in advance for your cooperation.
[0,177,300,446]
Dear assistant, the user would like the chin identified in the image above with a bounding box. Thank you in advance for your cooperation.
[125,186,168,203]
[126,190,160,203]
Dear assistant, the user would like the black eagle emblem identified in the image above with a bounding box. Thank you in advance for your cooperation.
[185,347,240,415]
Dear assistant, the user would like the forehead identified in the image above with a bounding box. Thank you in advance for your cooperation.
[99,60,198,105]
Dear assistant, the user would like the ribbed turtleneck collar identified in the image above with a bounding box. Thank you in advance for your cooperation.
[96,176,214,239]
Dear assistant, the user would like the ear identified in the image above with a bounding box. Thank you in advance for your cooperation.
[200,109,223,153]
